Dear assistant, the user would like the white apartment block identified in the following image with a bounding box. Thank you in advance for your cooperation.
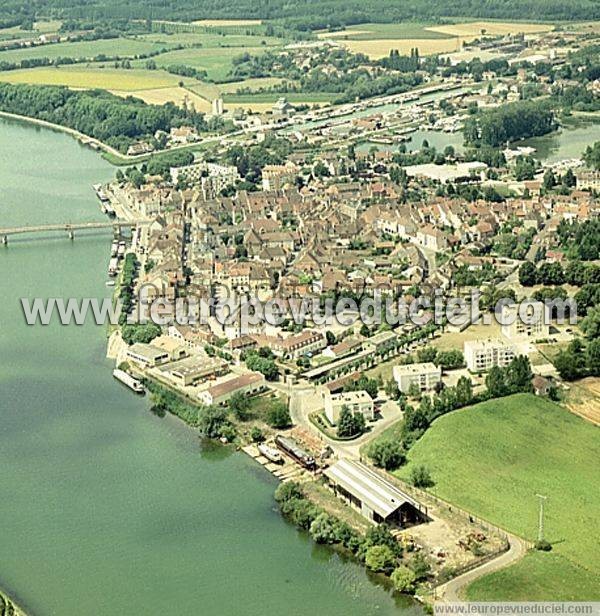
[324,390,374,425]
[393,362,441,393]
[464,339,515,373]
[170,162,240,196]
[501,301,550,341]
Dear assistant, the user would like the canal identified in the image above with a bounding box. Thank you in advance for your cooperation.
[0,118,418,616]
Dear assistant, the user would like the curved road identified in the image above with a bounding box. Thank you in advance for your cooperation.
[435,533,528,602]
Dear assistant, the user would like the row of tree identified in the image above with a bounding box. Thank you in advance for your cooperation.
[0,83,211,153]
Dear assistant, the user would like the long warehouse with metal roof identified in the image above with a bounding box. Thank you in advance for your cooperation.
[323,458,428,527]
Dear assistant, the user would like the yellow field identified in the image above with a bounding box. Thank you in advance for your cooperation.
[191,19,262,26]
[112,86,212,112]
[426,21,553,37]
[0,67,188,90]
[340,38,462,58]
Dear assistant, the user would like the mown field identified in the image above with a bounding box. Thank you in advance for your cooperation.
[317,23,454,40]
[326,20,555,58]
[0,66,193,90]
[396,394,600,599]
[144,44,275,81]
[466,551,600,601]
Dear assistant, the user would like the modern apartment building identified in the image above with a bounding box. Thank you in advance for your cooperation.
[464,339,515,372]
[393,362,442,393]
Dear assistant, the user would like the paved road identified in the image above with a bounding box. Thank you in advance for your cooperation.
[435,533,528,602]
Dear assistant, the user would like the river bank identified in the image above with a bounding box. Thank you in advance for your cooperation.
[0,588,28,616]
[0,116,409,616]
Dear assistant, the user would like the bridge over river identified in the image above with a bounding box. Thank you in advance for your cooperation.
[0,220,150,244]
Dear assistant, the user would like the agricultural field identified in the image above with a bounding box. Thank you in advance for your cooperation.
[564,377,600,425]
[0,37,173,63]
[112,86,213,113]
[396,394,600,599]
[0,20,61,41]
[223,92,336,104]
[317,23,454,40]
[326,20,555,58]
[340,38,462,59]
[185,76,287,101]
[466,551,600,601]
[427,21,554,37]
[144,45,275,81]
[192,19,263,27]
[0,66,192,90]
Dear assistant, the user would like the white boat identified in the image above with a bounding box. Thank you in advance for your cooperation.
[258,444,283,464]
[113,369,144,394]
[105,280,115,287]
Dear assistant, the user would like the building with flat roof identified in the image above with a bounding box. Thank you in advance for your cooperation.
[363,331,397,354]
[126,343,170,367]
[323,390,374,425]
[393,362,441,393]
[198,372,266,406]
[501,301,550,341]
[157,356,229,386]
[323,459,427,526]
[464,339,515,373]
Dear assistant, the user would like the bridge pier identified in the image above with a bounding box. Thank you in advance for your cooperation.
[2,235,7,246]
[68,230,74,240]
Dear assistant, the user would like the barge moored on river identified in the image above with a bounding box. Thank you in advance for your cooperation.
[113,369,145,394]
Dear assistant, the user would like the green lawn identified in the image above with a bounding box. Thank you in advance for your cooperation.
[396,394,600,599]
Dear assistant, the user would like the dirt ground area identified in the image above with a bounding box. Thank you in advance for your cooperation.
[381,473,507,574]
[564,377,600,425]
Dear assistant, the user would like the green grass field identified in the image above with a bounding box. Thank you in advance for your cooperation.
[0,37,173,63]
[466,551,600,601]
[318,23,453,40]
[222,92,336,104]
[147,45,274,81]
[396,394,600,599]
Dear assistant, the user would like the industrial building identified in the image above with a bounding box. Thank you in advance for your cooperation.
[323,459,427,526]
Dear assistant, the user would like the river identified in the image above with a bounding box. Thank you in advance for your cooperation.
[0,118,417,616]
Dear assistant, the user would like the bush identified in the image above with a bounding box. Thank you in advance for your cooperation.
[250,427,265,443]
[391,565,416,593]
[410,464,434,488]
[535,539,553,552]
[365,545,397,573]
[368,439,406,470]
[267,402,292,429]
[309,513,339,544]
[198,405,230,438]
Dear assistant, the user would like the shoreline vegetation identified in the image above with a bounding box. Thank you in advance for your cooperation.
[0,110,216,166]
[0,587,28,616]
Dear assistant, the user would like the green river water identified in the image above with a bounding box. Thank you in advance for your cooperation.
[0,118,417,616]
